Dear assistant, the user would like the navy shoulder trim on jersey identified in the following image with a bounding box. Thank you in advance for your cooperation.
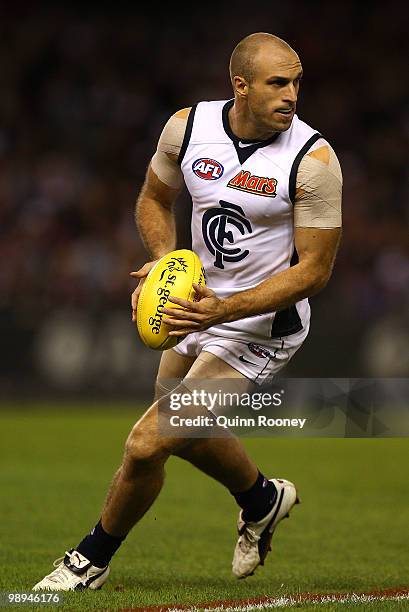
[178,104,197,166]
[273,133,322,336]
[288,132,322,204]
[270,249,302,338]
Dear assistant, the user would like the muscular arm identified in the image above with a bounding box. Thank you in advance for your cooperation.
[135,107,190,259]
[135,165,180,259]
[165,226,341,334]
[130,109,189,321]
[222,226,341,321]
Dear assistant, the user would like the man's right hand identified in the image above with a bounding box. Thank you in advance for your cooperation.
[130,260,159,323]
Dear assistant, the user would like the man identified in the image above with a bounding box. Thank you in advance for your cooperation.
[34,32,342,591]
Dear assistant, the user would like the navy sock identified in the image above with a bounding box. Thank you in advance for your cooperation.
[231,471,277,522]
[76,520,126,568]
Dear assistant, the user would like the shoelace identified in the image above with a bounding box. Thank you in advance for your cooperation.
[244,527,259,543]
[44,551,82,586]
[53,555,66,568]
[47,564,77,585]
[239,526,260,553]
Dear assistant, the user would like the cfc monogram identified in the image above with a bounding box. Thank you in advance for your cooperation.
[202,200,252,269]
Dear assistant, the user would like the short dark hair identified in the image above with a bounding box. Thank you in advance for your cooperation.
[229,32,293,85]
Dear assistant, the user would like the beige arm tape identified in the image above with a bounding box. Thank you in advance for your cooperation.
[150,108,189,189]
[294,138,342,228]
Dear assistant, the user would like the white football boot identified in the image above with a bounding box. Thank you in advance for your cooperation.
[33,549,110,591]
[232,478,299,578]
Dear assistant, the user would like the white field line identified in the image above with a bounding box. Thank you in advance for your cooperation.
[164,592,409,612]
[207,593,409,610]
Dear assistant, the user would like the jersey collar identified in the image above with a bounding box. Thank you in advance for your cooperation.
[222,99,280,164]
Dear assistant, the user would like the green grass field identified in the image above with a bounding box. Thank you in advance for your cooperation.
[1,404,408,611]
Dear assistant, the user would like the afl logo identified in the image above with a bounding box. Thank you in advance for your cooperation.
[192,158,224,180]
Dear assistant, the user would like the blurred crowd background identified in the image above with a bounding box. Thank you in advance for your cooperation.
[1,2,408,398]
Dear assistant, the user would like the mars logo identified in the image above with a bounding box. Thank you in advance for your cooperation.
[248,343,271,359]
[202,200,252,269]
[227,170,278,197]
[192,158,224,180]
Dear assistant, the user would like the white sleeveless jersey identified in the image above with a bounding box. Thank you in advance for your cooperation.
[179,99,321,342]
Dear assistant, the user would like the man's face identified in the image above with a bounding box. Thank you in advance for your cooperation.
[246,46,303,134]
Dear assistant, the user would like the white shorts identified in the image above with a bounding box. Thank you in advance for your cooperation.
[173,324,309,385]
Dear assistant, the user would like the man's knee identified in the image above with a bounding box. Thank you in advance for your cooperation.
[124,421,167,466]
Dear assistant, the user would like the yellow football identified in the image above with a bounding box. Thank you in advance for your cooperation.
[136,249,206,350]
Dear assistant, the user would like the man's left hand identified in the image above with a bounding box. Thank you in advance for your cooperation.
[162,284,229,336]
